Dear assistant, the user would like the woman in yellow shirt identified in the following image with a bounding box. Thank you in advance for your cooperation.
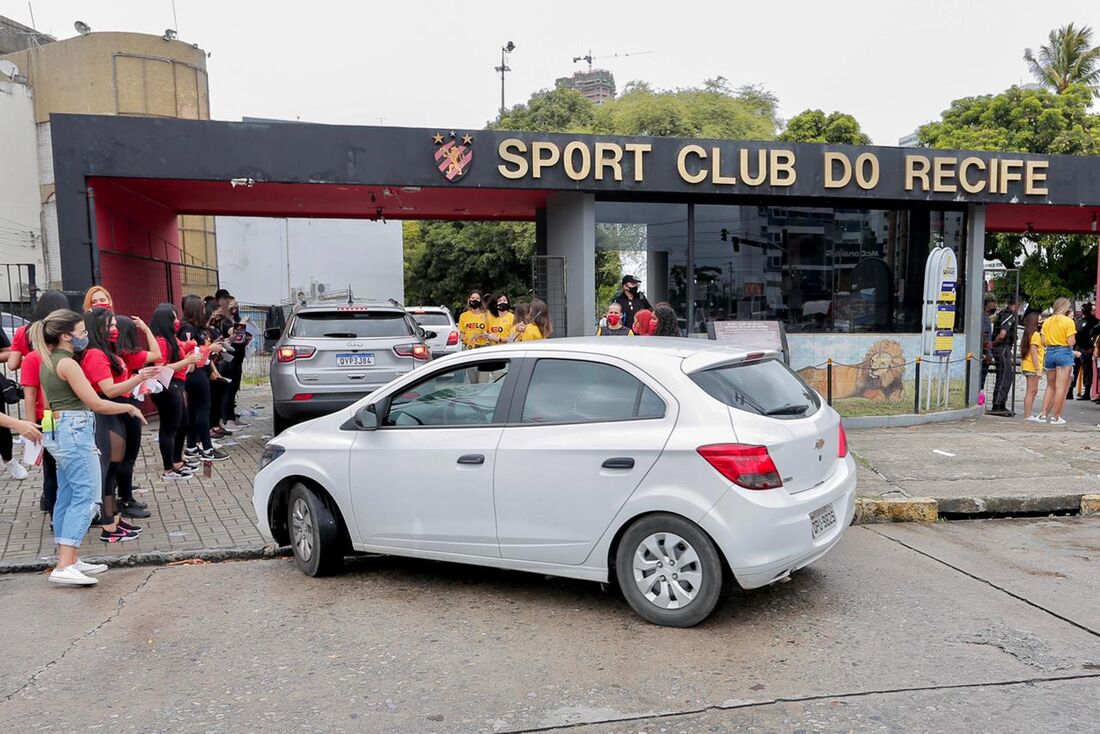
[509,299,552,342]
[1020,312,1045,421]
[1039,297,1077,425]
[485,293,515,346]
[457,291,489,349]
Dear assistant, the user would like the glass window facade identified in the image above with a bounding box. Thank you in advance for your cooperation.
[596,201,966,336]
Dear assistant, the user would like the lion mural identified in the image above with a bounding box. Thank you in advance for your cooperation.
[798,339,907,401]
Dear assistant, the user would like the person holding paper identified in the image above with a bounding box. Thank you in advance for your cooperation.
[111,315,162,516]
[178,296,229,462]
[150,304,203,480]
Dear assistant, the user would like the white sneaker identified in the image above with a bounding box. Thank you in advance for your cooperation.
[6,459,28,481]
[1049,417,1067,426]
[72,559,108,575]
[49,565,99,586]
[1025,414,1042,422]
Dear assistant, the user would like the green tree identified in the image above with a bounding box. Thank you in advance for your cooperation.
[491,87,594,133]
[1024,23,1100,96]
[779,109,871,144]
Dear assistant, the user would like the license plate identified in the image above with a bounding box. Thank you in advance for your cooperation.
[810,504,837,539]
[336,353,374,367]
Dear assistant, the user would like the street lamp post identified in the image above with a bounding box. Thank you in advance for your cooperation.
[495,41,515,116]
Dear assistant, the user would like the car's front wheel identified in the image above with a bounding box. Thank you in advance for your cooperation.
[615,513,723,627]
[287,483,345,577]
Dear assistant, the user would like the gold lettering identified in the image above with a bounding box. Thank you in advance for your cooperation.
[624,143,651,182]
[932,156,958,193]
[530,142,561,179]
[959,157,986,193]
[1000,159,1023,194]
[824,152,852,188]
[988,158,999,193]
[740,148,766,186]
[677,144,708,184]
[855,153,880,190]
[711,147,737,185]
[769,150,796,186]
[563,141,592,181]
[1025,160,1049,195]
[594,142,624,181]
[905,155,931,191]
[497,139,528,179]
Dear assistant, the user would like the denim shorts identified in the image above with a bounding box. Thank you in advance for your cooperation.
[1044,346,1074,370]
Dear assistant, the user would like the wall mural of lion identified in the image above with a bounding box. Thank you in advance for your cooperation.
[798,339,907,401]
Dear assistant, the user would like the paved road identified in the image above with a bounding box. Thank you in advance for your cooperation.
[3,517,1097,732]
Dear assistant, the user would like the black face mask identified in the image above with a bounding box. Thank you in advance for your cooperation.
[498,303,510,311]
[469,300,481,309]
[626,284,638,292]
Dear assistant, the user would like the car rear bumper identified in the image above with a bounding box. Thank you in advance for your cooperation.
[700,455,858,590]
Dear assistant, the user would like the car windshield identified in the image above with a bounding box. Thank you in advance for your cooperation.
[290,311,413,339]
[690,357,820,419]
[410,313,451,327]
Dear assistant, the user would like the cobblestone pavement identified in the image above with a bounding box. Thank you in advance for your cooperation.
[0,386,274,569]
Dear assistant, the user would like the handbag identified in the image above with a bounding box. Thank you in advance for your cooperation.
[0,375,23,405]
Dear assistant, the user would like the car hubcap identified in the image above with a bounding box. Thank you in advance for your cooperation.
[633,532,702,610]
[291,498,314,562]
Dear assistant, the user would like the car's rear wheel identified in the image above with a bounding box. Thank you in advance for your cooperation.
[273,410,292,436]
[615,513,723,627]
[287,483,345,577]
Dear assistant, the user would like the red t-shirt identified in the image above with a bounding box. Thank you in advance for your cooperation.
[18,350,46,421]
[155,337,189,382]
[11,325,28,355]
[123,350,150,372]
[81,348,128,393]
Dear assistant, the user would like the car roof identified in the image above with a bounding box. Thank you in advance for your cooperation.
[480,336,773,371]
[295,302,407,314]
[406,306,451,314]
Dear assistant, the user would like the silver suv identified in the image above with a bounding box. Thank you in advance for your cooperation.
[268,301,433,433]
[406,306,461,358]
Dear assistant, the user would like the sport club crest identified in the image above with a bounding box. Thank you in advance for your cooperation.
[433,131,473,181]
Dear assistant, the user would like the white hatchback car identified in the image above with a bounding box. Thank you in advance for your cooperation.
[253,338,857,627]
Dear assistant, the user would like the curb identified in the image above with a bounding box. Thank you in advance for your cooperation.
[1083,495,1100,515]
[854,497,938,524]
[855,494,1100,524]
[0,544,290,575]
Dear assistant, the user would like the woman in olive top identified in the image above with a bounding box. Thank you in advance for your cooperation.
[30,309,145,586]
[1020,312,1045,422]
[458,290,490,349]
[1039,298,1077,425]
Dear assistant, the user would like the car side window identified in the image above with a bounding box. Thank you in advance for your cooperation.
[520,359,665,424]
[384,360,509,427]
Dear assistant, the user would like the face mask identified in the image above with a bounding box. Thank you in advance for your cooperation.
[607,314,622,327]
[626,284,638,292]
[92,303,110,311]
[173,319,181,331]
[498,303,509,311]
[70,334,89,351]
[108,328,120,343]
[469,300,481,309]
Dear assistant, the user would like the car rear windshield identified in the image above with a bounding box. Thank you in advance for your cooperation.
[290,311,414,339]
[689,358,820,419]
[410,313,451,327]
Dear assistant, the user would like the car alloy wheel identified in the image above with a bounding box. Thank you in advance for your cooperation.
[290,497,315,562]
[632,532,703,610]
[286,483,346,577]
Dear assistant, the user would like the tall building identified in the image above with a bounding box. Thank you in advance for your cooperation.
[0,19,217,300]
[556,69,616,105]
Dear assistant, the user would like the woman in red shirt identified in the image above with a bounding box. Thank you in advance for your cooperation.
[111,315,161,516]
[150,303,201,479]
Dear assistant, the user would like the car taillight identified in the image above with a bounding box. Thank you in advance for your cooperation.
[292,393,314,401]
[446,330,459,346]
[837,423,848,458]
[697,444,783,490]
[394,343,432,361]
[276,346,316,363]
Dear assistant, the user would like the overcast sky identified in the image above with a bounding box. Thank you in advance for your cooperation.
[4,1,1097,144]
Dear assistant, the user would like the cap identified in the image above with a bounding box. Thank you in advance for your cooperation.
[214,288,232,300]
[621,275,641,285]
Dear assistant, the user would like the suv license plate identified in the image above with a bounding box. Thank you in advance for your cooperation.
[810,504,837,539]
[336,353,375,367]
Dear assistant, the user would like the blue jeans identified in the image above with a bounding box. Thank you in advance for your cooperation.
[43,411,101,548]
[1045,346,1074,370]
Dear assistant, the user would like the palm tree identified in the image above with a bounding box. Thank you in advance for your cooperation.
[1024,23,1100,96]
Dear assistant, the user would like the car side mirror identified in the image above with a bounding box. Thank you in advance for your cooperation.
[264,327,282,340]
[341,403,380,431]
[422,330,437,340]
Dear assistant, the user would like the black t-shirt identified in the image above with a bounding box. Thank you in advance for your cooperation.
[177,321,212,371]
[1075,315,1098,349]
[0,324,10,351]
[612,291,653,331]
[992,309,1017,349]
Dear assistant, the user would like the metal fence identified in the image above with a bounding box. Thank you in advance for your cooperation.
[532,255,567,337]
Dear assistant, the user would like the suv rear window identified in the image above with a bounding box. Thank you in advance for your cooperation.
[410,313,451,327]
[290,311,414,339]
[690,358,820,419]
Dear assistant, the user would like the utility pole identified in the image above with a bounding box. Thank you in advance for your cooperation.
[495,41,515,116]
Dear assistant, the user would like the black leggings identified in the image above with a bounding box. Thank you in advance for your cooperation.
[152,380,187,470]
[115,397,143,502]
[0,402,12,462]
[210,373,226,428]
[221,358,243,421]
[40,449,58,513]
[185,370,213,451]
[95,412,125,522]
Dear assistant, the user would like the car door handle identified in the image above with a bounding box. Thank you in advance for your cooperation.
[602,457,635,470]
[457,454,485,465]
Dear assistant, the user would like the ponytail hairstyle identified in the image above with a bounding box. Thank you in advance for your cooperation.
[114,315,142,354]
[150,303,181,362]
[1052,297,1072,317]
[28,309,84,374]
[529,298,553,338]
[83,307,124,375]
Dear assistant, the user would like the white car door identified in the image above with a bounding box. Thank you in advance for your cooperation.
[494,355,676,565]
[349,356,515,558]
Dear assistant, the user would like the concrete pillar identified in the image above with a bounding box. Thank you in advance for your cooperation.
[647,250,669,306]
[546,192,595,337]
[964,204,986,404]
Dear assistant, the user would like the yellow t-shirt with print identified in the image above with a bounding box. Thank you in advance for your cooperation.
[1021,332,1045,373]
[1041,314,1075,347]
[458,311,489,348]
[487,312,515,345]
[513,323,544,342]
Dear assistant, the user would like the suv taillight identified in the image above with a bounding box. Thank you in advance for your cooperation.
[446,330,459,346]
[697,444,783,490]
[276,346,316,363]
[838,423,848,458]
[394,343,432,361]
